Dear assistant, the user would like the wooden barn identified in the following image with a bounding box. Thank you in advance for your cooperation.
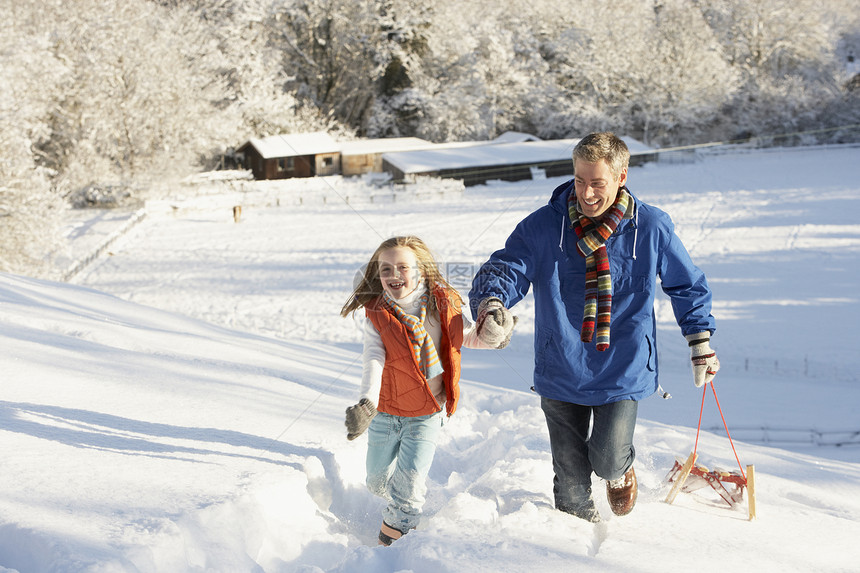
[236,132,340,180]
[339,137,433,176]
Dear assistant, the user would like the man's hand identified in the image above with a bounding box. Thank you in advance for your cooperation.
[345,398,377,440]
[476,297,517,349]
[686,333,720,388]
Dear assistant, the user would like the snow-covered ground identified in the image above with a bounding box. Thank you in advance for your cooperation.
[2,145,860,572]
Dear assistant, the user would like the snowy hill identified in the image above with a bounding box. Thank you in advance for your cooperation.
[3,272,860,573]
[3,145,860,572]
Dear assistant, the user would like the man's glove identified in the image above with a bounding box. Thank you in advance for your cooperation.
[686,333,720,388]
[345,398,377,440]
[476,297,517,349]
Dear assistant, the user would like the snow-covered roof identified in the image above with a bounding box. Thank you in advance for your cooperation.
[240,131,653,168]
[383,137,654,174]
[621,136,653,156]
[382,139,577,173]
[339,137,433,155]
[243,132,340,159]
[491,131,542,144]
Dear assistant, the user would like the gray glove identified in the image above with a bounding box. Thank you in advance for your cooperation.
[476,297,517,349]
[345,398,377,440]
[686,333,720,388]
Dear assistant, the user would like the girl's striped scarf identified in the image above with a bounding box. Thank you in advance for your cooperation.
[382,290,444,379]
[569,188,632,351]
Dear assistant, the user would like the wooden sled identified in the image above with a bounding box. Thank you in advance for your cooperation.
[665,450,756,520]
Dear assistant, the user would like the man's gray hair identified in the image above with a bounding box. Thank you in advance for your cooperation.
[573,132,630,180]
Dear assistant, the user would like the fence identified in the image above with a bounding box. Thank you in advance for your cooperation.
[705,426,860,448]
[145,176,464,215]
[62,176,464,281]
[61,208,147,282]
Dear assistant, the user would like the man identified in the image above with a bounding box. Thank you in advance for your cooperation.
[471,132,719,522]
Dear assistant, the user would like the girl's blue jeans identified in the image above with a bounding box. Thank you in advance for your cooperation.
[366,410,444,533]
[540,396,637,514]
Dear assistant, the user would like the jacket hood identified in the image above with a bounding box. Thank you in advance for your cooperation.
[549,178,576,216]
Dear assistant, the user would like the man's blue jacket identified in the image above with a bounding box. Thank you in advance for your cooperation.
[469,179,715,406]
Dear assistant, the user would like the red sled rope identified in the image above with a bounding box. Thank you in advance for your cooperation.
[665,381,757,520]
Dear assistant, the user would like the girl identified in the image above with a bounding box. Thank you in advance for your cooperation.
[341,236,508,546]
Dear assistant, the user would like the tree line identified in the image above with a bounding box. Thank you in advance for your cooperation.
[2,0,858,276]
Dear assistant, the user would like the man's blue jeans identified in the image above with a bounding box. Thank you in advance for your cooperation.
[540,396,637,513]
[366,410,444,533]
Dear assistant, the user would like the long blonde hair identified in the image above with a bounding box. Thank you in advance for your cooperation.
[341,236,459,318]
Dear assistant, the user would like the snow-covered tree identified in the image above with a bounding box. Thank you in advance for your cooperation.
[629,0,740,145]
[171,0,347,141]
[394,0,554,141]
[0,2,66,276]
[266,0,432,137]
[266,0,378,128]
[695,0,846,140]
[528,0,740,145]
[34,0,240,198]
[365,0,436,137]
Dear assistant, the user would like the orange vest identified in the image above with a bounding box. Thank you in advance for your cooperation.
[366,286,464,417]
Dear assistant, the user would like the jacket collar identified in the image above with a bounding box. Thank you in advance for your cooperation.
[549,178,638,225]
[552,179,640,259]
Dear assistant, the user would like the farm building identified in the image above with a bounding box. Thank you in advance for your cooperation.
[339,137,434,176]
[490,131,542,143]
[235,130,547,181]
[233,131,653,185]
[236,132,340,180]
[381,137,655,186]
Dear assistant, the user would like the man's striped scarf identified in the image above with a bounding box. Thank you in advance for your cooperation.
[569,188,632,351]
[382,290,444,379]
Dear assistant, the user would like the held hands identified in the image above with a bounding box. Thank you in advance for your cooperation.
[345,398,377,440]
[686,333,720,388]
[476,297,517,349]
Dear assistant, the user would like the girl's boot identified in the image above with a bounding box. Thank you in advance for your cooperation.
[378,521,406,546]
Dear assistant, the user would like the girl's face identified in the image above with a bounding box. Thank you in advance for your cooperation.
[377,246,424,300]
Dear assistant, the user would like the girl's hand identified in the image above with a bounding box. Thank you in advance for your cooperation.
[345,398,377,440]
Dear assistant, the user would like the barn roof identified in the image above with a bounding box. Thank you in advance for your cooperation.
[382,136,653,174]
[382,139,578,173]
[237,131,653,170]
[491,131,543,143]
[241,131,340,159]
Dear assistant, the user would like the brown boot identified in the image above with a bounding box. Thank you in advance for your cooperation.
[378,521,405,546]
[606,467,638,516]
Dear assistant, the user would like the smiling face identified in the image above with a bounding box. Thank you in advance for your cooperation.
[377,246,424,300]
[573,158,627,220]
